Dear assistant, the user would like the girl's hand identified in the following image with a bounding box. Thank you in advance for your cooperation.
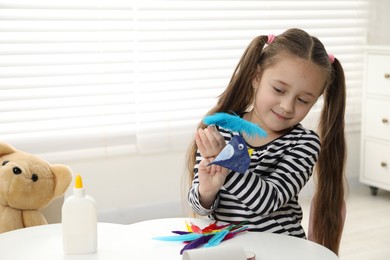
[195,125,226,159]
[197,158,229,208]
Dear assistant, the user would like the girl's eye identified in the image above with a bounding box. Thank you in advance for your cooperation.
[297,98,309,104]
[273,87,284,93]
[238,144,244,150]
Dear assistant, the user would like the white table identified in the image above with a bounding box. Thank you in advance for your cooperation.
[0,218,339,260]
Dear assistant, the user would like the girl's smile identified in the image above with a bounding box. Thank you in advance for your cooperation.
[271,109,292,121]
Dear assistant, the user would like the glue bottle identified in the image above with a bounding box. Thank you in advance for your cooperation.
[62,174,97,254]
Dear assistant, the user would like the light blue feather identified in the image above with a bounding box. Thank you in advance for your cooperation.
[203,112,267,138]
[203,229,229,248]
[153,233,203,242]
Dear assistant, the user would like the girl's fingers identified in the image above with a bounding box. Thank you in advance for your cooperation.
[195,132,206,153]
[197,128,212,149]
[204,126,221,149]
[196,128,223,158]
[210,164,228,176]
[209,165,216,176]
[208,126,226,148]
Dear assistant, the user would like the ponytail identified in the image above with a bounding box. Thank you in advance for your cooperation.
[311,58,347,255]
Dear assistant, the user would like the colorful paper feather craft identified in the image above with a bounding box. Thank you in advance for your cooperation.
[153,220,248,254]
[203,112,267,138]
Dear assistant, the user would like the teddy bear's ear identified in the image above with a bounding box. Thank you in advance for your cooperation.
[0,142,17,156]
[50,164,73,198]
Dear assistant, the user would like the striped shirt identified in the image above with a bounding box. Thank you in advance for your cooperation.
[188,124,320,238]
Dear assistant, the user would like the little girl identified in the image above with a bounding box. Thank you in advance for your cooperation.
[186,28,346,255]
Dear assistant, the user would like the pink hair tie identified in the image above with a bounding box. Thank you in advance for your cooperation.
[328,53,335,64]
[267,34,275,44]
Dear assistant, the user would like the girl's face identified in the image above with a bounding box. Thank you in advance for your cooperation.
[251,52,326,135]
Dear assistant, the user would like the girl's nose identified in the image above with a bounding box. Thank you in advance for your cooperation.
[280,97,294,113]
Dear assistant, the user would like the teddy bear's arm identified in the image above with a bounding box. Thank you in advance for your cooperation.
[22,210,48,227]
[0,206,24,233]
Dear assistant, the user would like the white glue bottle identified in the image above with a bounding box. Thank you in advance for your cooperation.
[62,174,97,254]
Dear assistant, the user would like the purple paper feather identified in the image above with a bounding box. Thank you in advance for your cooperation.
[171,231,191,235]
[180,235,212,254]
[203,112,267,138]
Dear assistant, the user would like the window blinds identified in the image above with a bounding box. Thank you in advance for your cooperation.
[0,0,369,161]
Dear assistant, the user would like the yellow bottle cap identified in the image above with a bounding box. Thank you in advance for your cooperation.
[75,174,83,189]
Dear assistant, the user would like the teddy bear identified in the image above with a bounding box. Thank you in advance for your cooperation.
[0,141,73,233]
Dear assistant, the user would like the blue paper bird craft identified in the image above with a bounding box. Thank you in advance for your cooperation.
[203,112,267,174]
[208,135,253,174]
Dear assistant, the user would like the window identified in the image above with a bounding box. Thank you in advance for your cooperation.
[0,0,369,161]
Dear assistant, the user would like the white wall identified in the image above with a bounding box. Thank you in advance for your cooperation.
[368,0,390,45]
[63,151,190,223]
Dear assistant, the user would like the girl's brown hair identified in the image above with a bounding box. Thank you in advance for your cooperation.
[185,28,346,255]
